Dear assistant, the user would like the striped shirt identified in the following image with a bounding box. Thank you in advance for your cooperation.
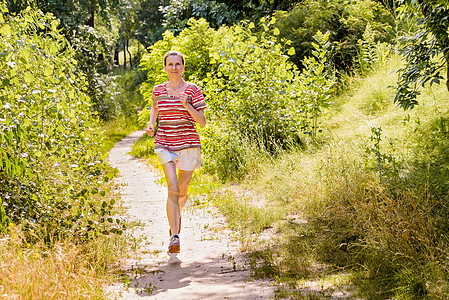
[153,82,206,151]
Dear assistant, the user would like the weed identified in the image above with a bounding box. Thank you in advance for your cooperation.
[365,126,397,182]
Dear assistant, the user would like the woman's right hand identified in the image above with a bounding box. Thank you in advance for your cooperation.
[145,124,154,137]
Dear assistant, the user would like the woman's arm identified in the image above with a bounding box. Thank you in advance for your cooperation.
[145,106,159,136]
[179,92,206,127]
[146,93,159,136]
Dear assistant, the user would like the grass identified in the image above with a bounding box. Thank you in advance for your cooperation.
[101,113,140,153]
[129,133,155,159]
[0,225,127,299]
[0,174,130,299]
[247,55,449,298]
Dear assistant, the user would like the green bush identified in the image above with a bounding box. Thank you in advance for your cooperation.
[0,5,122,243]
[203,18,303,150]
[139,17,337,181]
[139,18,217,103]
[99,69,146,121]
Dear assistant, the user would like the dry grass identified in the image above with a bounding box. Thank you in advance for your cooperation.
[0,225,124,299]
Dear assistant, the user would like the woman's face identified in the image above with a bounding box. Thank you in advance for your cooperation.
[164,55,185,78]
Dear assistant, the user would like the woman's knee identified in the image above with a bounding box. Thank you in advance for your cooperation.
[167,184,180,196]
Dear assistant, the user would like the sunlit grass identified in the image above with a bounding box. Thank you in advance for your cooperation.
[0,225,126,299]
[101,115,140,152]
[243,54,449,298]
[129,133,154,158]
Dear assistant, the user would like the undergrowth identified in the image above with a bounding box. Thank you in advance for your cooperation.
[132,33,449,299]
[156,53,449,299]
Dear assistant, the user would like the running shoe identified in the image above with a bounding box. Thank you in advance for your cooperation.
[168,234,180,253]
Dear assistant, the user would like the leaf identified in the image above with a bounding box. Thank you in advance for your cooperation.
[24,73,34,84]
[44,67,53,77]
[0,24,11,36]
[288,47,296,56]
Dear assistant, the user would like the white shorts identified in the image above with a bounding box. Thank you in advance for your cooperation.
[154,147,201,171]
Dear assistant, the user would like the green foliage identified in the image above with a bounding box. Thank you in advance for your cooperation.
[7,0,129,120]
[274,0,394,71]
[0,5,122,242]
[296,31,337,137]
[98,68,145,122]
[355,23,378,75]
[159,0,273,36]
[199,125,263,181]
[139,17,337,181]
[204,18,304,149]
[394,1,449,110]
[365,127,396,181]
[129,134,155,158]
[6,0,119,29]
[139,18,216,97]
[135,0,166,48]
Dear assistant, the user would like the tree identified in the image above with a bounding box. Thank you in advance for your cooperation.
[6,0,118,30]
[116,0,141,68]
[394,0,449,109]
[135,0,166,48]
[274,0,394,71]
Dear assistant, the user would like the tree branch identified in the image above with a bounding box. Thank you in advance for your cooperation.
[446,57,449,91]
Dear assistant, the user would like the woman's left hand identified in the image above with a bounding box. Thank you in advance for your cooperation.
[179,92,189,108]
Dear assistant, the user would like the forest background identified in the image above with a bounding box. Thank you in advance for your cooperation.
[1,0,449,298]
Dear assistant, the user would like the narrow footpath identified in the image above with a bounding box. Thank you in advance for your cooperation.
[105,130,274,299]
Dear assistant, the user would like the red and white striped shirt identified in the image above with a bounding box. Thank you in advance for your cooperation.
[153,82,206,151]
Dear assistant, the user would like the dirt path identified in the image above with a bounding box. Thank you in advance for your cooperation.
[105,130,274,299]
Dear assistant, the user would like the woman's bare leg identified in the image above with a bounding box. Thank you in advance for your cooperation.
[161,162,180,235]
[178,169,193,212]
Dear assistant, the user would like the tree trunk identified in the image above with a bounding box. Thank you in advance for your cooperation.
[126,39,132,68]
[85,10,94,27]
[114,44,119,66]
[270,0,279,15]
[123,42,126,69]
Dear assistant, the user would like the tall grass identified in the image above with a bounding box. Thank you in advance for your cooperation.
[247,54,449,298]
[0,225,126,299]
[101,115,140,152]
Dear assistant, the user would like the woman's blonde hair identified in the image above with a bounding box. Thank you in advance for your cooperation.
[163,50,185,66]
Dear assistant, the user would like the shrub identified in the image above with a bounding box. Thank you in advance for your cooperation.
[139,17,337,181]
[0,5,121,242]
